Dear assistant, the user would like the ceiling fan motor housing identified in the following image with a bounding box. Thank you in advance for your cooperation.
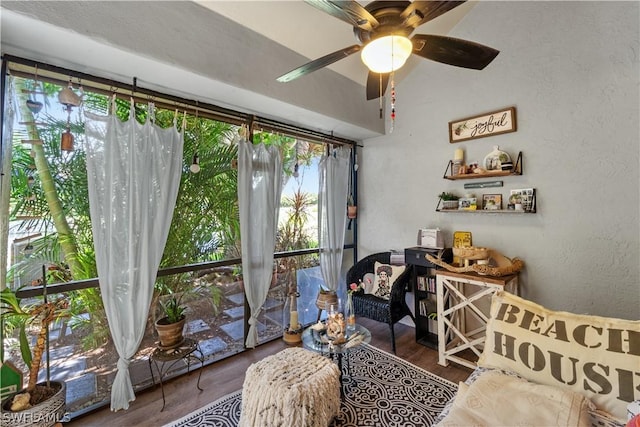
[354,1,416,44]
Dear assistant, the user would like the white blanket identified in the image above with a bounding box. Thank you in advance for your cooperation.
[436,371,594,427]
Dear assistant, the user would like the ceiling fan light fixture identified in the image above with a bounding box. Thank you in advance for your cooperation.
[361,35,412,73]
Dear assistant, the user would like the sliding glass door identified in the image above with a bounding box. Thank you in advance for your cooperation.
[1,58,354,417]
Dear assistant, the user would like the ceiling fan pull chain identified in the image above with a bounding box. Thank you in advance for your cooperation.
[390,72,396,133]
[379,74,383,119]
[390,39,396,133]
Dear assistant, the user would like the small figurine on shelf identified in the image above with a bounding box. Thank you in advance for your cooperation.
[467,162,479,174]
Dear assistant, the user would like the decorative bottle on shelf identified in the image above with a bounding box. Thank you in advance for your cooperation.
[345,292,356,333]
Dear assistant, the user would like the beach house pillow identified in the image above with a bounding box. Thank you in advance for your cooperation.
[370,262,405,300]
[478,291,640,422]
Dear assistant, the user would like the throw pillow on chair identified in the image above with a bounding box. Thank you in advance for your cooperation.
[372,262,406,300]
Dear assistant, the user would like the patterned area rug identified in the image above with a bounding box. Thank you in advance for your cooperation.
[164,344,457,427]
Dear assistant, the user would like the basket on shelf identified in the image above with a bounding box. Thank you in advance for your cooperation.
[452,246,490,260]
[441,200,459,210]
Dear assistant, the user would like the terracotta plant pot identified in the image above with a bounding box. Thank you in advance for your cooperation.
[1,380,66,427]
[347,205,357,219]
[154,316,186,349]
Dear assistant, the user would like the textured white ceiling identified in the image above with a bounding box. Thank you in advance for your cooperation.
[0,1,477,140]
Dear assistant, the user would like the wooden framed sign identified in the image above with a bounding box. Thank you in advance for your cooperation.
[449,106,517,143]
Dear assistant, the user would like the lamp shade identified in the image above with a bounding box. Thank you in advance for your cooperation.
[361,35,413,73]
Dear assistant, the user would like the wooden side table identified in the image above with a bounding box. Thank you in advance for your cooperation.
[148,337,204,411]
[436,270,519,369]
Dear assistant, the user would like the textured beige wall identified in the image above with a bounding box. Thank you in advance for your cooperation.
[359,1,639,320]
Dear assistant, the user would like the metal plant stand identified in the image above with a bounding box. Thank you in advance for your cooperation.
[148,338,204,411]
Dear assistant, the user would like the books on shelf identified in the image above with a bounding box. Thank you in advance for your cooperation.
[418,298,430,316]
[419,298,438,333]
[417,274,436,293]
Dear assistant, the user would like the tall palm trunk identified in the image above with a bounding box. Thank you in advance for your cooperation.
[26,318,49,392]
[16,80,82,277]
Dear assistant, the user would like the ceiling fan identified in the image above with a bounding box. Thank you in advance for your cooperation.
[276,0,500,100]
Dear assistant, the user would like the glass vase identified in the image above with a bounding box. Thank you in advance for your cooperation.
[345,293,356,333]
[326,302,345,343]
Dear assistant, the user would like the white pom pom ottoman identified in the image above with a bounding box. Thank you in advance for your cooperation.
[239,347,341,427]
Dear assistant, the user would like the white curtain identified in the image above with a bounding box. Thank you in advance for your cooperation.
[237,138,282,348]
[84,101,183,411]
[318,146,350,292]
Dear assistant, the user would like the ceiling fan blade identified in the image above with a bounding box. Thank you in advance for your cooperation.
[412,34,499,70]
[401,1,466,28]
[277,44,362,83]
[366,72,390,101]
[304,0,379,31]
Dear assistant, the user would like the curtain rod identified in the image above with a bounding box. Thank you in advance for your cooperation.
[2,54,357,147]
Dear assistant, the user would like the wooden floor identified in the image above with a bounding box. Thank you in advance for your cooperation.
[68,318,472,426]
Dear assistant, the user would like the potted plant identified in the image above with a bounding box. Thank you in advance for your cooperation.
[1,287,68,426]
[347,194,357,219]
[154,293,187,349]
[439,192,460,210]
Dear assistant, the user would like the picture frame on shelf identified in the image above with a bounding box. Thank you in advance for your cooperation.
[448,106,517,143]
[509,188,536,212]
[458,197,477,210]
[482,194,502,210]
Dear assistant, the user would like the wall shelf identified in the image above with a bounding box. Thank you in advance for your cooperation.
[438,151,536,213]
[446,170,514,180]
[436,208,536,213]
[436,191,536,213]
[443,151,523,180]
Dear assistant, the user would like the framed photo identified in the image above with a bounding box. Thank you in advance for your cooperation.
[449,107,517,143]
[458,197,477,210]
[509,188,536,212]
[482,194,502,210]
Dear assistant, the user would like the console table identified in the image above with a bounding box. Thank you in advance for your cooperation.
[436,270,519,369]
[148,337,204,411]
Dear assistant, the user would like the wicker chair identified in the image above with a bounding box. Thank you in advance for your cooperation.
[346,252,414,354]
